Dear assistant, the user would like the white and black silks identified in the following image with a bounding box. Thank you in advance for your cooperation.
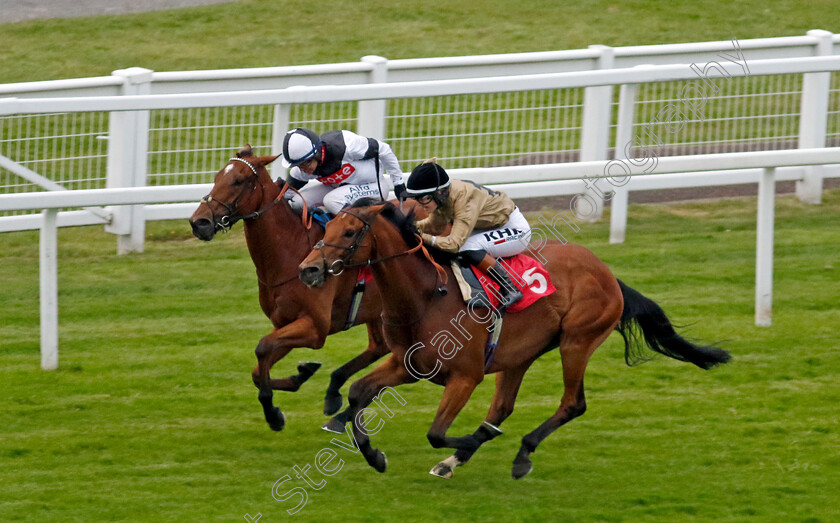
[285,130,404,199]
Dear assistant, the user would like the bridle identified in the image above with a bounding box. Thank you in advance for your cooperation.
[200,157,279,232]
[312,208,447,287]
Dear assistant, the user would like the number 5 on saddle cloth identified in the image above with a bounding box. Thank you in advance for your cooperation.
[450,253,557,369]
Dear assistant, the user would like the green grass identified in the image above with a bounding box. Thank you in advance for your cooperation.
[1,0,838,83]
[1,191,839,522]
[3,0,840,195]
[1,2,840,521]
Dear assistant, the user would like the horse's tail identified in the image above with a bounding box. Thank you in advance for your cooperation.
[615,279,731,370]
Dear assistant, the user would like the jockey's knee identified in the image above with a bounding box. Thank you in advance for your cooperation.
[322,193,347,215]
[287,195,305,212]
[458,249,487,266]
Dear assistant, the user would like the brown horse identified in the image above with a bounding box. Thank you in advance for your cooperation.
[299,201,731,479]
[189,147,419,431]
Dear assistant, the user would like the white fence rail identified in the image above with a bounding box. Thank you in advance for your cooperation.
[2,31,840,242]
[3,33,840,367]
[3,148,840,369]
[3,51,840,234]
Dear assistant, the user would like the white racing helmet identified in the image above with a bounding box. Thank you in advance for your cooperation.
[281,128,322,168]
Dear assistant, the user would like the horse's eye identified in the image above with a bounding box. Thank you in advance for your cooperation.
[343,229,356,238]
[233,178,244,186]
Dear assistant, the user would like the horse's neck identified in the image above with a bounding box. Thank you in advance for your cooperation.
[243,188,314,285]
[370,242,437,324]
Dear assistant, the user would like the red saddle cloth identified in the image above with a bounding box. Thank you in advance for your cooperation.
[471,254,556,313]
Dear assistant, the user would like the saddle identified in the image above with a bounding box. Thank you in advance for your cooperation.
[450,254,555,313]
[450,254,556,370]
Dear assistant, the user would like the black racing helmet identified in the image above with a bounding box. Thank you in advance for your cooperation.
[406,158,451,201]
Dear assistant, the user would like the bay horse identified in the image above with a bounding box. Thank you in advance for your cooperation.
[189,146,420,431]
[298,201,731,479]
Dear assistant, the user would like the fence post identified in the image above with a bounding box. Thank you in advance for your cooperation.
[578,45,615,221]
[796,30,832,204]
[755,167,775,327]
[105,67,152,254]
[609,82,638,244]
[271,103,292,178]
[357,56,388,139]
[40,208,58,370]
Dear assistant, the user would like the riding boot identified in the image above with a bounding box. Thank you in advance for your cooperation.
[487,260,523,310]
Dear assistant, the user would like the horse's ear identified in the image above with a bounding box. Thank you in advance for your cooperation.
[236,144,253,158]
[260,154,281,166]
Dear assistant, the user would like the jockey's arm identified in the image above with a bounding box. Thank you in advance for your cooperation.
[421,191,487,253]
[341,130,405,187]
[284,167,309,191]
[416,212,448,236]
[376,141,405,187]
[422,216,473,253]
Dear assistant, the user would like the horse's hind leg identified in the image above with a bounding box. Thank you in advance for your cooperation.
[431,363,530,479]
[324,321,388,416]
[511,331,608,479]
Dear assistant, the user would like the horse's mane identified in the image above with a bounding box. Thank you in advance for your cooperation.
[349,198,455,264]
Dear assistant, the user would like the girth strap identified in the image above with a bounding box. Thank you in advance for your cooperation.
[343,268,369,331]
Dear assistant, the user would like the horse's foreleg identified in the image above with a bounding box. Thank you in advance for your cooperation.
[347,355,416,473]
[254,317,324,432]
[424,376,482,452]
[324,320,388,416]
[431,364,529,478]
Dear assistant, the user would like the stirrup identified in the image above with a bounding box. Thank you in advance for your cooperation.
[498,287,523,309]
[489,261,522,310]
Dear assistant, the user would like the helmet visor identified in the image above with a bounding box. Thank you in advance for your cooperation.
[411,193,435,204]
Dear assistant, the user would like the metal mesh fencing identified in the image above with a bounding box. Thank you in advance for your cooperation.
[148,105,274,186]
[826,72,840,144]
[0,111,109,215]
[0,71,835,213]
[386,89,584,171]
[146,102,357,185]
[631,74,803,158]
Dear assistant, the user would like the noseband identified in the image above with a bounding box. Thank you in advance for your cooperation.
[312,210,374,276]
[201,157,275,232]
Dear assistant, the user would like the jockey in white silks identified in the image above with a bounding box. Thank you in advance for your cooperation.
[281,128,407,215]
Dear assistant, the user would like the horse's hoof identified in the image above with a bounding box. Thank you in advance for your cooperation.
[365,449,387,473]
[321,417,346,434]
[323,392,343,416]
[268,408,286,432]
[429,462,453,479]
[297,362,322,381]
[374,450,387,473]
[512,456,533,480]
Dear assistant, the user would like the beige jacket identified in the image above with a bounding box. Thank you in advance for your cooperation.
[417,179,515,252]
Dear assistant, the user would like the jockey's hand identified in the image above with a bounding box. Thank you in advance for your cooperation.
[393,183,407,202]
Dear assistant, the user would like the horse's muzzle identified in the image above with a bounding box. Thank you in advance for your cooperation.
[299,263,326,288]
[190,217,216,241]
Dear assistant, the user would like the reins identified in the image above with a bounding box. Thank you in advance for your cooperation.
[313,208,448,288]
[201,157,314,233]
[201,157,320,289]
